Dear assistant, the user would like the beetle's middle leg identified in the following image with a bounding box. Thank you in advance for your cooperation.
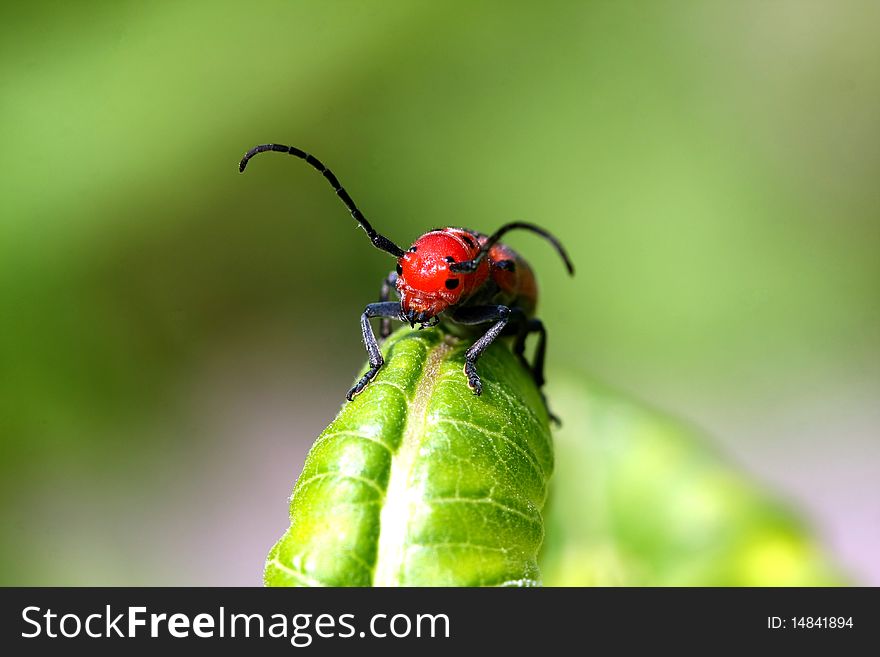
[513,317,560,424]
[513,318,548,389]
[377,270,399,339]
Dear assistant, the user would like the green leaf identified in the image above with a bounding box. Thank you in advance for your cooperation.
[264,326,553,587]
[539,376,845,586]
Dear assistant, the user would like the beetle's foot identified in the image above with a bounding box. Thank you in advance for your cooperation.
[346,363,382,401]
[464,362,483,396]
[539,390,561,426]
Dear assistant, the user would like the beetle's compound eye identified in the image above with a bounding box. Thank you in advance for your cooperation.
[396,263,403,275]
[444,256,455,263]
[445,278,460,290]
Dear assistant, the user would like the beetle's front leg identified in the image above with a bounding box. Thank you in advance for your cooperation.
[449,304,511,396]
[347,301,402,401]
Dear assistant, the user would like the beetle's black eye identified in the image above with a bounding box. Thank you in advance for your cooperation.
[444,256,455,263]
[408,246,418,252]
[445,278,460,290]
[396,263,403,275]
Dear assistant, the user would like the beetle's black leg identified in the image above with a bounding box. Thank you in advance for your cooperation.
[523,319,547,388]
[378,270,399,340]
[512,318,560,425]
[450,305,511,396]
[347,301,401,401]
[509,308,531,371]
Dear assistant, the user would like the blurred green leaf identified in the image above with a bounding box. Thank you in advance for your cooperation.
[265,326,553,586]
[540,376,844,586]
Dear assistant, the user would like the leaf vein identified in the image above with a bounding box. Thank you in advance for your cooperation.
[432,417,546,480]
[313,429,393,453]
[296,471,384,497]
[268,558,328,587]
[427,496,542,526]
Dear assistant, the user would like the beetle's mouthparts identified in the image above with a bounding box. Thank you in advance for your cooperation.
[401,307,438,329]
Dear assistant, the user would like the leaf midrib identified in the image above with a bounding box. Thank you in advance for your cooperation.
[372,337,453,586]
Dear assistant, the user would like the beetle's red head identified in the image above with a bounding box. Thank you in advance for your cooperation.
[396,231,476,327]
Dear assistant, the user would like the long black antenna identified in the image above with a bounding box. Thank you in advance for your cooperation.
[239,144,405,258]
[450,221,575,275]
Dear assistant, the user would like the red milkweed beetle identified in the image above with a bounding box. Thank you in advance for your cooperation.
[239,144,574,405]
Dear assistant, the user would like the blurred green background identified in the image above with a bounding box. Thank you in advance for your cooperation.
[1,0,877,585]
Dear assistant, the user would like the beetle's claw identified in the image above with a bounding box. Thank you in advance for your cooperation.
[464,363,483,396]
[346,363,382,401]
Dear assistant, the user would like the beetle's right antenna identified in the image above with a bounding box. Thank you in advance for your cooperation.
[450,221,575,275]
[239,144,406,258]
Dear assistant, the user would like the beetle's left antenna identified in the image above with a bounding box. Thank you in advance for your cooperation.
[239,144,405,258]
